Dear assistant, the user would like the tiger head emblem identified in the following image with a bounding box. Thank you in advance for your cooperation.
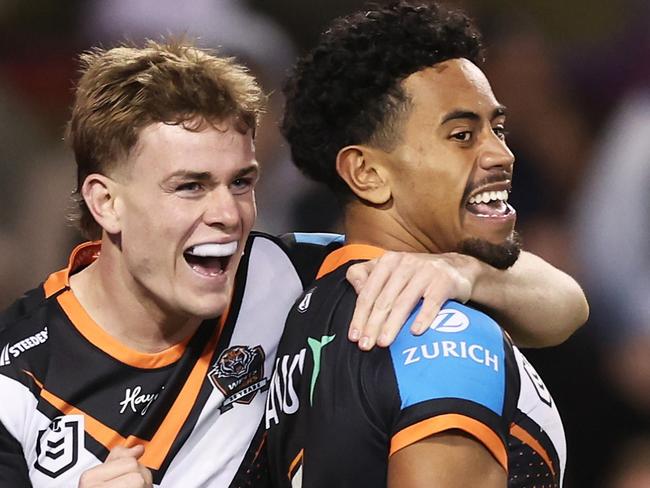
[216,346,255,379]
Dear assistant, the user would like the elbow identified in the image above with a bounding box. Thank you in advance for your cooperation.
[566,282,590,336]
[544,287,591,347]
[576,292,591,329]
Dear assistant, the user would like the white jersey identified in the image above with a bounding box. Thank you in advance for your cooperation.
[0,232,340,487]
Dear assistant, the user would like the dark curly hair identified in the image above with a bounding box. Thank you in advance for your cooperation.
[282,1,484,200]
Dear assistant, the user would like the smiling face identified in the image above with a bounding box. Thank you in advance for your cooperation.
[110,118,258,321]
[385,58,520,268]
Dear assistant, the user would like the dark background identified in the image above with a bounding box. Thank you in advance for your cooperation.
[1,1,649,486]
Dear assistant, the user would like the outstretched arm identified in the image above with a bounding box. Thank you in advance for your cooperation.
[347,250,588,349]
[470,251,589,347]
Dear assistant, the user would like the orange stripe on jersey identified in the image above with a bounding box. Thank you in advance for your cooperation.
[288,449,304,480]
[44,269,69,298]
[51,240,232,370]
[390,414,507,471]
[137,322,222,468]
[56,290,190,369]
[253,432,267,463]
[24,319,224,470]
[22,370,44,388]
[23,370,149,449]
[316,244,386,279]
[510,423,555,477]
[39,387,148,447]
[44,241,101,298]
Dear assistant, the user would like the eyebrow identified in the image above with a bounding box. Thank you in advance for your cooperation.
[165,164,259,182]
[234,164,260,180]
[440,105,507,125]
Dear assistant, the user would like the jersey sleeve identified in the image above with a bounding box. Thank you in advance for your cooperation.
[386,300,513,469]
[0,419,31,486]
[1,286,46,333]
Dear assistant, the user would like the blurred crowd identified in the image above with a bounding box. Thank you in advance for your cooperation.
[1,0,648,486]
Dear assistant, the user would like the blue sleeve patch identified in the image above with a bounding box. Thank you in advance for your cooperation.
[389,301,506,415]
[291,233,345,246]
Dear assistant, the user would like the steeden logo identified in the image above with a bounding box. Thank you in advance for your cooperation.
[0,344,9,366]
[0,326,48,366]
[297,288,315,313]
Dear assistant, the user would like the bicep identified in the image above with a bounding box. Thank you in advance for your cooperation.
[388,431,505,488]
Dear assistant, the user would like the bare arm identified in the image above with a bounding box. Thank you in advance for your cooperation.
[388,432,505,488]
[471,250,589,347]
[347,250,588,349]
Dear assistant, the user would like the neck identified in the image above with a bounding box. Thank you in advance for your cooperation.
[343,200,440,253]
[69,237,202,353]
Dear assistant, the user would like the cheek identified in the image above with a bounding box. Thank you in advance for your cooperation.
[126,201,194,256]
[238,197,257,232]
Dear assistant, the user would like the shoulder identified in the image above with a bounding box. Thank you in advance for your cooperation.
[389,301,510,414]
[285,262,356,324]
[0,283,51,348]
[240,232,305,287]
[274,232,344,287]
[0,284,52,397]
[391,301,506,357]
[0,285,47,333]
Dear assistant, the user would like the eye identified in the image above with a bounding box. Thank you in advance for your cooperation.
[450,131,472,142]
[230,177,255,195]
[176,182,204,193]
[493,125,509,141]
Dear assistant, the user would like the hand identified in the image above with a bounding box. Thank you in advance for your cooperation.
[78,445,153,488]
[346,252,480,349]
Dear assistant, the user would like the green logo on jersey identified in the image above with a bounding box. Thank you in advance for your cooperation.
[307,335,336,405]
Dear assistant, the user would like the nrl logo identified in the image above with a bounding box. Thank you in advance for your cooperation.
[208,345,269,413]
[34,415,84,478]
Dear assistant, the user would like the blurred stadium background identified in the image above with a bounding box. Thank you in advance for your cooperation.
[1,1,648,486]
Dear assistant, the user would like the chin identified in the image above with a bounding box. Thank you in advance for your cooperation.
[185,295,230,321]
[458,231,522,270]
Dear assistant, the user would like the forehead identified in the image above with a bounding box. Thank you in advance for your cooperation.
[402,58,500,119]
[129,118,256,175]
[138,119,254,153]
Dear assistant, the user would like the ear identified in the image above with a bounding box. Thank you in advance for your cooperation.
[81,174,122,235]
[336,146,391,205]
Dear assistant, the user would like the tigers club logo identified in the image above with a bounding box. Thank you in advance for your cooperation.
[208,345,269,413]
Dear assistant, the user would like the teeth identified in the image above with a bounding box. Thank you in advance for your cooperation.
[468,190,508,204]
[186,241,238,257]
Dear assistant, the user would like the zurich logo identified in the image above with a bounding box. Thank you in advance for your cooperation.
[429,309,470,333]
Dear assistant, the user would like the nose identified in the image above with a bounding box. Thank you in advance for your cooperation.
[478,132,515,172]
[203,186,240,230]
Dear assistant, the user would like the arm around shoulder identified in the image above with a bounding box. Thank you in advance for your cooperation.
[388,431,506,488]
[472,251,589,348]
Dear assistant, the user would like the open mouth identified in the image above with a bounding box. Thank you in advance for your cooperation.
[183,241,238,277]
[465,188,514,218]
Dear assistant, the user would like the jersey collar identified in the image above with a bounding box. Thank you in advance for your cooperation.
[316,244,386,279]
[43,241,101,298]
